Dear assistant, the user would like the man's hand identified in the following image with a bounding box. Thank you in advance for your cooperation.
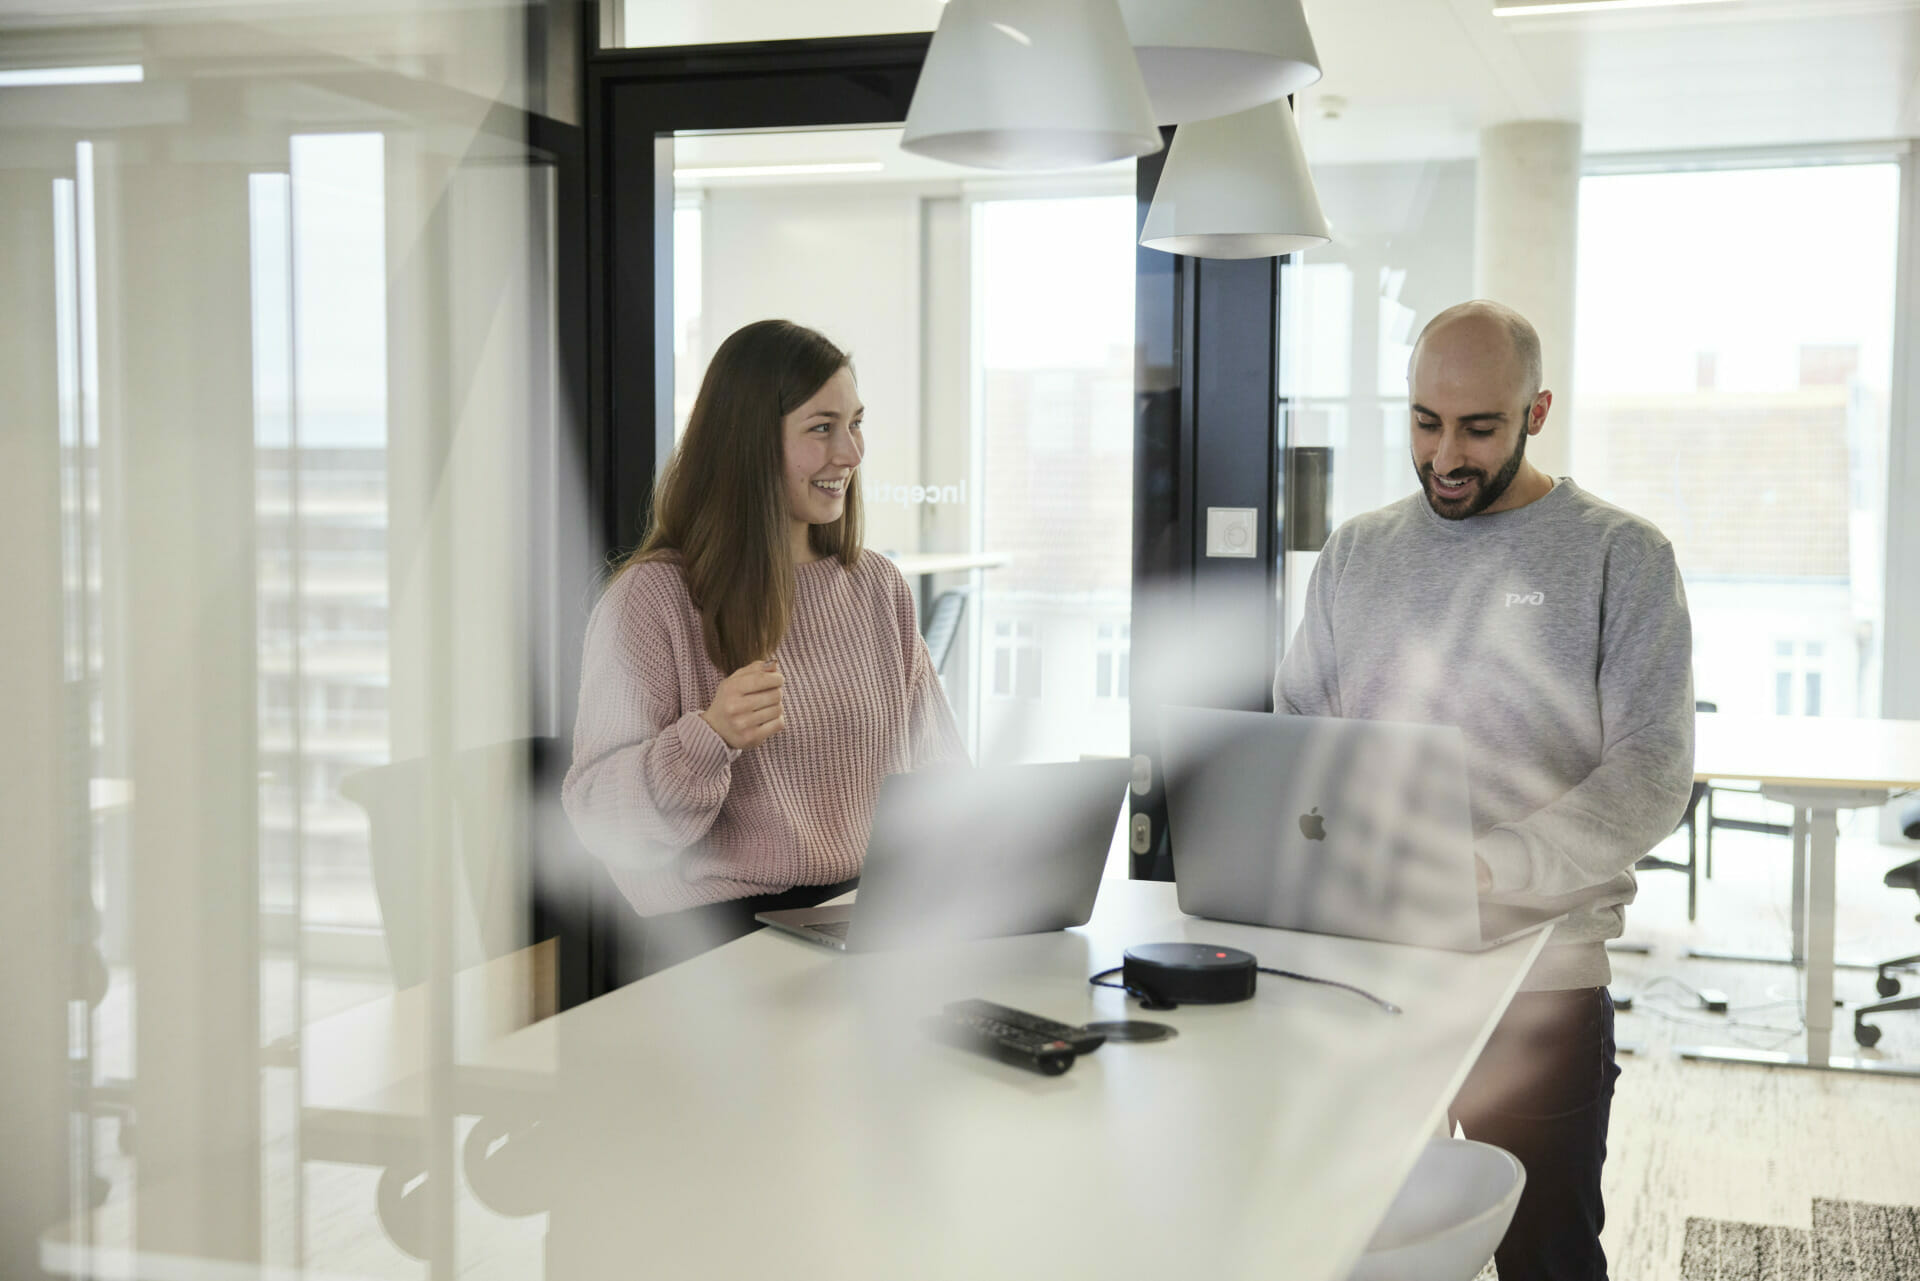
[701,660,784,750]
[1474,854,1493,894]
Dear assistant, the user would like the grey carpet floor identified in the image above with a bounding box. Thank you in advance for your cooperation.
[1680,1218,1810,1281]
[1810,1198,1920,1280]
[1599,813,1920,1280]
[1679,1201,1920,1280]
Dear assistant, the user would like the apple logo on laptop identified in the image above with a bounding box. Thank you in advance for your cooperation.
[1299,807,1327,841]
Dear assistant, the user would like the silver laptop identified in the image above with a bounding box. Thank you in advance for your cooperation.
[1159,707,1560,951]
[756,758,1132,952]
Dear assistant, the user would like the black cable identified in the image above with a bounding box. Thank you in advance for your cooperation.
[1088,966,1176,1009]
[1637,975,1706,1003]
[1258,967,1402,1014]
[1624,1001,1805,1047]
[1086,964,1401,1014]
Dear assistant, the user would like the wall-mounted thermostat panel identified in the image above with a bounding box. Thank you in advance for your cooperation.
[1205,507,1258,558]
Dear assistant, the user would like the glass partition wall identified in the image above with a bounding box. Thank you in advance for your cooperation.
[10,10,577,1277]
[11,4,1920,1281]
[1275,146,1478,643]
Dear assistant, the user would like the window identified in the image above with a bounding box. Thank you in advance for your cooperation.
[253,133,392,936]
[1026,372,1077,454]
[974,194,1135,761]
[991,619,1041,700]
[1089,374,1131,455]
[1272,158,1479,647]
[1774,640,1825,717]
[1574,163,1898,719]
[1095,621,1129,699]
[672,198,703,438]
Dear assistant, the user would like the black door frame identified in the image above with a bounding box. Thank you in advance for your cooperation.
[582,34,931,562]
[567,31,928,999]
[1129,143,1289,880]
[571,24,1288,990]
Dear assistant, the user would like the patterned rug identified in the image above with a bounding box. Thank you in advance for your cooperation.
[1680,1200,1920,1280]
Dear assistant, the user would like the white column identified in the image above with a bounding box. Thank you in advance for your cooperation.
[107,145,265,1259]
[1880,149,1920,816]
[1474,121,1581,482]
[0,158,78,1281]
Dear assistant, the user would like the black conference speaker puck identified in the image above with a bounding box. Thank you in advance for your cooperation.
[1122,942,1259,1006]
[1082,1020,1178,1043]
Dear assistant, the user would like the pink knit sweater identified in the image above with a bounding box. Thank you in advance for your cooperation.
[562,551,968,916]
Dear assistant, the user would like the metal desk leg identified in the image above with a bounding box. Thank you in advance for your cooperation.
[1684,803,1835,970]
[1789,806,1808,965]
[1681,786,1913,1076]
[1685,805,1880,972]
[1803,806,1836,1065]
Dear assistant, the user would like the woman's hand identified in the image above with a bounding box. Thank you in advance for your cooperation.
[701,660,785,750]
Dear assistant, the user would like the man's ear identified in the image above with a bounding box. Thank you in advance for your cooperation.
[1528,389,1554,436]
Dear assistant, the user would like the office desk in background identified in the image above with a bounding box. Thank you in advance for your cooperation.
[885,550,1007,629]
[42,880,1547,1281]
[1683,713,1920,1076]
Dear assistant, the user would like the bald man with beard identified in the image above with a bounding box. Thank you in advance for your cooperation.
[1275,301,1695,1280]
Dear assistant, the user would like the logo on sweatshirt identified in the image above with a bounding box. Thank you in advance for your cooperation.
[1504,591,1545,607]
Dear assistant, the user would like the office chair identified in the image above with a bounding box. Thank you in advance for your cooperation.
[922,586,970,675]
[1633,701,1727,921]
[1687,701,1793,879]
[1644,701,1793,917]
[340,736,622,1009]
[1639,780,1709,921]
[1852,798,1920,1049]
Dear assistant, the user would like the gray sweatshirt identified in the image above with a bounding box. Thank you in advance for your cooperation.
[1275,479,1695,991]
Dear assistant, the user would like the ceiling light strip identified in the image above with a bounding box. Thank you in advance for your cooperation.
[1493,0,1736,16]
[0,64,145,87]
[673,162,885,180]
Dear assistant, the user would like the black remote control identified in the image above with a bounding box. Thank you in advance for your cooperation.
[945,999,1108,1054]
[928,1008,1076,1076]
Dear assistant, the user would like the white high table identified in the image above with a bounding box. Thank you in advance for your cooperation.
[1681,713,1920,1076]
[885,550,1008,630]
[43,880,1548,1281]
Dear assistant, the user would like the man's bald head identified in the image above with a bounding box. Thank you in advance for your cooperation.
[1405,300,1554,520]
[1411,300,1543,405]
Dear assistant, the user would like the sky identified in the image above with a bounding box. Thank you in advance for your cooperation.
[249,132,389,447]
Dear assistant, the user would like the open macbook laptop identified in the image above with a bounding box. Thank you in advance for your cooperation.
[1159,707,1561,952]
[755,758,1133,952]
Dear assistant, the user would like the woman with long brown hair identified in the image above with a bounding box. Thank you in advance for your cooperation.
[562,319,966,974]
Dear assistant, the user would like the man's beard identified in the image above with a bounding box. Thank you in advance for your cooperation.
[1417,428,1527,521]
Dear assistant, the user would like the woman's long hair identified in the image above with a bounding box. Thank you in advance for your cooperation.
[621,319,864,673]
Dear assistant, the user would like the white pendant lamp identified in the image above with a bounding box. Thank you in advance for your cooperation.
[901,0,1163,171]
[1139,100,1331,260]
[1120,0,1322,124]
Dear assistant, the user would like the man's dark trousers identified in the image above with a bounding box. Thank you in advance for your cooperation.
[1452,986,1620,1281]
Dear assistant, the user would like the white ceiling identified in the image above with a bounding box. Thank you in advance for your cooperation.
[1295,0,1920,162]
[635,0,1920,165]
[651,0,1920,169]
[3,0,1916,163]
